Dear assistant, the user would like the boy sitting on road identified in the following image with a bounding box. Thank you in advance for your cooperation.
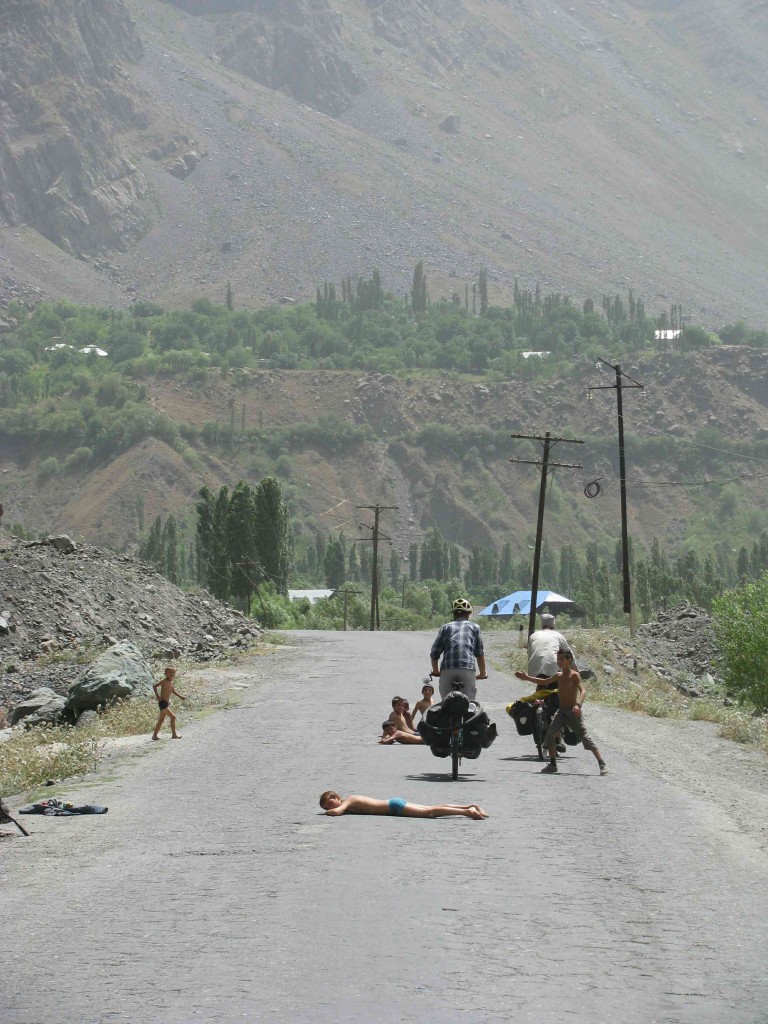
[515,647,608,776]
[319,791,488,819]
[388,696,416,733]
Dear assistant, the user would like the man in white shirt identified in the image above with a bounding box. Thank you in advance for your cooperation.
[527,613,572,679]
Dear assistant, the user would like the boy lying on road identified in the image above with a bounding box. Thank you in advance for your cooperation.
[379,721,424,745]
[319,791,488,819]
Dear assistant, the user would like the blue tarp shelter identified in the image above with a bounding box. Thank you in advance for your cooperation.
[477,590,583,618]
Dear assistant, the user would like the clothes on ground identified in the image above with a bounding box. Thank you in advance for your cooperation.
[544,708,598,752]
[526,628,572,677]
[19,799,108,816]
[431,619,484,671]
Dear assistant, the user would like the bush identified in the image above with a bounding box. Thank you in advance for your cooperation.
[712,572,768,711]
[65,446,94,472]
[37,456,60,479]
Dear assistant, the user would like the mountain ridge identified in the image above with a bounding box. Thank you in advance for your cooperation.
[1,0,768,324]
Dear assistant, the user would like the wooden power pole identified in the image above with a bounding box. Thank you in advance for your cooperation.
[589,360,644,631]
[510,431,583,637]
[335,587,362,631]
[357,504,398,631]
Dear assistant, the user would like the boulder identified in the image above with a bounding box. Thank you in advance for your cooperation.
[9,687,65,726]
[47,535,76,553]
[65,641,154,716]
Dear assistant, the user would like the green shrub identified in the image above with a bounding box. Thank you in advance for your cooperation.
[64,446,94,472]
[37,456,60,479]
[712,573,768,711]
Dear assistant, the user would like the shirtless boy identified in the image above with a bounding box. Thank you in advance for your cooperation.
[411,681,435,722]
[319,791,488,819]
[516,647,608,775]
[152,666,186,740]
[379,721,424,745]
[388,697,416,733]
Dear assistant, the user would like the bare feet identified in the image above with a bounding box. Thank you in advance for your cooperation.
[467,805,489,819]
[171,734,182,739]
[151,735,159,741]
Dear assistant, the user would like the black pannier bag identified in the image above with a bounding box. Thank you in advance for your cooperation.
[507,700,535,735]
[419,694,497,757]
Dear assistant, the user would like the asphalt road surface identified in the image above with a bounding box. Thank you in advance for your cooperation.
[2,629,767,1024]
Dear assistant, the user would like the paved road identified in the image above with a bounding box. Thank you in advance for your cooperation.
[2,630,767,1024]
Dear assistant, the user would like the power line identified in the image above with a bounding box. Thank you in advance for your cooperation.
[635,425,768,464]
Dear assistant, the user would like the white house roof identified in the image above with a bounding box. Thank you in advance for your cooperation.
[288,589,334,604]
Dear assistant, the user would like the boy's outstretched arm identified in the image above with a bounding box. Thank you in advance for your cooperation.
[515,669,557,685]
[172,687,187,700]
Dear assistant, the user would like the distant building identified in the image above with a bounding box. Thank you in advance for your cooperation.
[288,589,333,604]
[654,329,682,341]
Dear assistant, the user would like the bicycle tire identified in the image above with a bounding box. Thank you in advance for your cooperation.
[451,724,461,780]
[534,706,548,761]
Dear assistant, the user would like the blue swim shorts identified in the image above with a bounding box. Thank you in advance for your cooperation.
[388,797,407,816]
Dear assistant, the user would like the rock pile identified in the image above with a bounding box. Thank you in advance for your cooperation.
[0,531,261,722]
[633,601,721,696]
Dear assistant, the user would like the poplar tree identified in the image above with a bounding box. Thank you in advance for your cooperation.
[227,481,259,610]
[162,515,179,584]
[411,261,427,314]
[478,267,488,316]
[253,476,292,595]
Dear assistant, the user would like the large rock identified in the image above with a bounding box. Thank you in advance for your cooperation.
[9,687,66,726]
[65,641,154,716]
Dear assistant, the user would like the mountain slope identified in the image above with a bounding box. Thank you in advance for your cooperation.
[1,0,768,324]
[2,347,766,565]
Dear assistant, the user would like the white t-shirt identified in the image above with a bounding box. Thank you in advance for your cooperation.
[527,628,572,678]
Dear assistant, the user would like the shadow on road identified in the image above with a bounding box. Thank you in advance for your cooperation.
[404,773,489,783]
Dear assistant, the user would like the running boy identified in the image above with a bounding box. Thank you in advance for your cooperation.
[152,666,186,740]
[319,792,488,818]
[515,647,608,775]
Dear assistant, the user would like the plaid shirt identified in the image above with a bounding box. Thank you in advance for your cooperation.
[431,620,484,671]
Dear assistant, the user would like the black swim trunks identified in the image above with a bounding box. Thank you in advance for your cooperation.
[158,699,170,710]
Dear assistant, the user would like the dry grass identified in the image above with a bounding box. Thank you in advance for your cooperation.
[0,671,240,797]
[492,627,768,756]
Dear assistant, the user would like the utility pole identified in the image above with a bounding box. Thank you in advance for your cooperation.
[510,431,583,637]
[589,360,644,631]
[357,504,398,630]
[335,587,362,631]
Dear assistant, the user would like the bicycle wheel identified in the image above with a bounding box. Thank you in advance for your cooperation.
[534,706,548,761]
[451,725,461,779]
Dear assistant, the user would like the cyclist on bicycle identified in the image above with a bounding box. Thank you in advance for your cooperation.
[430,597,488,700]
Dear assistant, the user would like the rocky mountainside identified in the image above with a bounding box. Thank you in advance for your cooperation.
[1,0,768,323]
[0,531,260,717]
[0,0,150,256]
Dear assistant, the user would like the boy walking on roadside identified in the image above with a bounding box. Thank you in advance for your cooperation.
[152,666,186,740]
[516,647,608,776]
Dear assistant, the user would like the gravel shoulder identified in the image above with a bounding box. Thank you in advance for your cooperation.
[483,631,768,860]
